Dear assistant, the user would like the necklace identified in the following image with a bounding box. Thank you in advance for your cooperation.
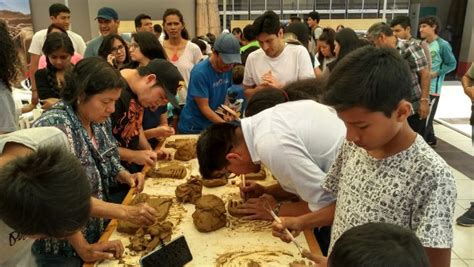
[171,53,179,62]
[165,40,186,62]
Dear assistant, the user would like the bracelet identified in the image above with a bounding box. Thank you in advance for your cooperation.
[420,98,430,102]
[273,202,282,216]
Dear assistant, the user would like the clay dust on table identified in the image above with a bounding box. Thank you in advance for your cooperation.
[215,249,295,267]
[226,216,272,232]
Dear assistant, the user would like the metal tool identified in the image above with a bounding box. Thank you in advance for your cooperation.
[263,201,305,254]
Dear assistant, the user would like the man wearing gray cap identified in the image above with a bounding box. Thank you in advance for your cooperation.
[84,7,131,57]
[178,33,242,134]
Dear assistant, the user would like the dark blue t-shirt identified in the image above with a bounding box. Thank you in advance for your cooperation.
[178,59,232,133]
[143,106,167,149]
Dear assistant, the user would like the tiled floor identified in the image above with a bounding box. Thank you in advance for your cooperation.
[434,124,474,266]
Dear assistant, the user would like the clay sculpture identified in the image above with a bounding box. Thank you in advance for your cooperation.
[164,138,195,149]
[129,193,149,205]
[128,220,173,252]
[174,141,197,161]
[201,177,227,188]
[165,138,197,161]
[244,169,266,180]
[192,195,227,232]
[175,177,203,204]
[147,163,187,179]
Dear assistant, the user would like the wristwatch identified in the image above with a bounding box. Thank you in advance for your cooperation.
[273,202,282,216]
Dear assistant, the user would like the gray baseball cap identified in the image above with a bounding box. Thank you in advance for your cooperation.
[213,33,242,64]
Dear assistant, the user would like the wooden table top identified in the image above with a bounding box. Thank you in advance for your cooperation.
[84,135,321,266]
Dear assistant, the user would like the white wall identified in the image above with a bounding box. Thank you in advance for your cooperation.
[86,0,196,41]
[29,0,196,42]
[459,0,474,62]
[419,0,451,30]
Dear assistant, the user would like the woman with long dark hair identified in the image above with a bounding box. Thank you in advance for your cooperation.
[35,31,74,110]
[327,28,364,72]
[0,20,20,133]
[314,28,336,79]
[128,31,167,68]
[162,8,202,106]
[98,34,131,69]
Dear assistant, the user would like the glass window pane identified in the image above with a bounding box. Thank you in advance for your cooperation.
[283,0,298,10]
[299,0,315,10]
[315,0,331,10]
[347,0,362,18]
[331,0,347,10]
[267,0,281,11]
[364,0,380,9]
[234,0,249,11]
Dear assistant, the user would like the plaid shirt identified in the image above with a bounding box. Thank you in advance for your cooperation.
[397,40,429,112]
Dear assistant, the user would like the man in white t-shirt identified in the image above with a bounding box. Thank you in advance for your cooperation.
[0,127,92,267]
[243,11,314,98]
[196,100,345,220]
[28,3,86,106]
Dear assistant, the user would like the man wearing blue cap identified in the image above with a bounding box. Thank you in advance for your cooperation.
[178,33,242,134]
[84,7,131,58]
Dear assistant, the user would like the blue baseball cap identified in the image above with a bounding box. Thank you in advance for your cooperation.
[95,7,118,20]
[213,33,242,64]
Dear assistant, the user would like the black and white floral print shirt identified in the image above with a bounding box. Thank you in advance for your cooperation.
[324,135,456,253]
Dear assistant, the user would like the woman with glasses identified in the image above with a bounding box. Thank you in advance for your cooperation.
[98,33,130,69]
[32,57,156,266]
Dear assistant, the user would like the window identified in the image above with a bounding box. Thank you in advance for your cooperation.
[218,0,410,28]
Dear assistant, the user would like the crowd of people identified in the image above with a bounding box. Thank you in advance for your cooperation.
[0,3,471,267]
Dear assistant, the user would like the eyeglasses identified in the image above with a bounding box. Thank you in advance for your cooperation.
[111,44,125,53]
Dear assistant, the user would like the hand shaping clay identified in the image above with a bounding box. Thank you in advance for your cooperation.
[227,199,246,218]
[192,195,227,232]
[147,162,187,179]
[175,177,203,204]
[147,198,173,221]
[244,169,266,180]
[117,195,172,234]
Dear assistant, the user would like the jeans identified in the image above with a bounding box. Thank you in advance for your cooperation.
[407,113,427,137]
[424,95,440,143]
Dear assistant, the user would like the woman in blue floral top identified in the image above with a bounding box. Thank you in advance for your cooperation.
[32,57,157,266]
